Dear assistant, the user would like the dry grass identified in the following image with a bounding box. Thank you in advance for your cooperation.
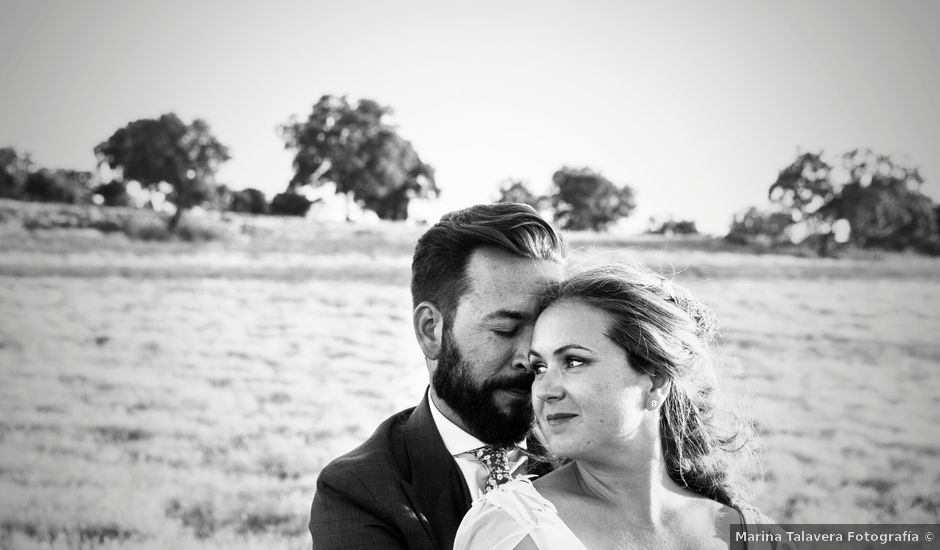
[1,223,938,549]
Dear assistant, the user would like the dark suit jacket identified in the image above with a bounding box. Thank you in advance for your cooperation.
[309,392,551,550]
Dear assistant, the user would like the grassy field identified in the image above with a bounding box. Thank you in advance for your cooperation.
[1,216,939,549]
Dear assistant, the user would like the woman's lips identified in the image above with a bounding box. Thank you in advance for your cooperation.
[544,413,578,426]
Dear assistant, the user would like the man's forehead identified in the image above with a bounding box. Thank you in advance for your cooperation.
[458,289,546,321]
[464,246,564,279]
[458,251,562,317]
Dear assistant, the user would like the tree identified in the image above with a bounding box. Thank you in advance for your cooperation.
[1,147,33,199]
[93,179,132,207]
[825,149,936,252]
[549,166,636,231]
[215,184,268,215]
[229,187,268,215]
[24,169,93,204]
[767,151,834,239]
[280,95,438,221]
[495,179,548,211]
[648,217,698,236]
[769,149,938,254]
[94,113,230,229]
[3,148,97,205]
[725,207,793,245]
[269,192,314,217]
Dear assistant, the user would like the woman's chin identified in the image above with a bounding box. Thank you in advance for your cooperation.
[544,437,579,458]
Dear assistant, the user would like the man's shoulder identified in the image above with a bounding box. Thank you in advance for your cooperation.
[310,404,434,549]
[318,405,417,485]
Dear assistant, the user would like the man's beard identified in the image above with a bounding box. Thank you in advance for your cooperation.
[432,326,534,446]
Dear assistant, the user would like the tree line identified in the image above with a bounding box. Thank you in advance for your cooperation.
[1,94,937,254]
[494,169,636,231]
[728,149,940,255]
[1,97,442,229]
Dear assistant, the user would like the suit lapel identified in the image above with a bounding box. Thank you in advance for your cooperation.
[401,393,472,549]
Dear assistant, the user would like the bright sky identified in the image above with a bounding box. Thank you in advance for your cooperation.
[2,0,938,234]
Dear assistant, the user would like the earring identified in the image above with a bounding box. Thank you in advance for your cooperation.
[647,399,659,410]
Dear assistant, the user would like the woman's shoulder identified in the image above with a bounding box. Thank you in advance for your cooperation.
[731,502,798,550]
[735,502,777,526]
[667,496,741,547]
[454,477,586,550]
[663,493,759,548]
[468,477,558,526]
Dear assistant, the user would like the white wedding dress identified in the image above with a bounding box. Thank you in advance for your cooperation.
[454,477,588,550]
[455,477,782,550]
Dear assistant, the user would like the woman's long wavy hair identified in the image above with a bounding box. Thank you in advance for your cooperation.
[538,263,752,506]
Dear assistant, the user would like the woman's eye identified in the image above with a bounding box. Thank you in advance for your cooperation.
[565,358,585,369]
[532,363,547,375]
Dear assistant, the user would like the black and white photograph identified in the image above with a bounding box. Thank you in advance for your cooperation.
[1,1,938,549]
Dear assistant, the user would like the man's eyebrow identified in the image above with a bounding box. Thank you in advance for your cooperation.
[481,310,529,321]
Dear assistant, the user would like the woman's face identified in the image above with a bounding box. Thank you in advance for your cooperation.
[529,300,655,461]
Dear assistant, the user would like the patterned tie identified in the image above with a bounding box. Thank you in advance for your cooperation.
[470,445,513,493]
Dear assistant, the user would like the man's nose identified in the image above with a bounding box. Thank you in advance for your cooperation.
[511,325,535,372]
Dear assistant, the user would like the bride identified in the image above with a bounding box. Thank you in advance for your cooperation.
[455,265,780,549]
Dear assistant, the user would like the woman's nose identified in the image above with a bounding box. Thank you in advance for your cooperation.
[533,366,564,402]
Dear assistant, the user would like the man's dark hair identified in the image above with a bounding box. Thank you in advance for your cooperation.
[411,203,566,321]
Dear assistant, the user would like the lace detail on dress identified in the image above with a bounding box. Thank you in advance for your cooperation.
[471,477,560,528]
[455,477,588,550]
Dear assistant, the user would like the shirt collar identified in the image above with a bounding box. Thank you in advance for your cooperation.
[428,389,487,456]
[427,389,528,455]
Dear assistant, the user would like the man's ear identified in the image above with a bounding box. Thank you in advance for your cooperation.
[413,301,444,360]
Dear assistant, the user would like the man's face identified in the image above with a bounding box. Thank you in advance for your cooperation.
[431,246,564,445]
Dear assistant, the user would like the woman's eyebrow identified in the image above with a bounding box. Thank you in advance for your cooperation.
[529,344,594,359]
[553,344,593,355]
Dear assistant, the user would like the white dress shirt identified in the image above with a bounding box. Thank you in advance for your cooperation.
[427,391,528,499]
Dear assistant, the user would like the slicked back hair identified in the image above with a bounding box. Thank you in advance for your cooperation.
[411,203,566,324]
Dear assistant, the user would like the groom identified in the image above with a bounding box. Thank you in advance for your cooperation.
[309,203,566,549]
